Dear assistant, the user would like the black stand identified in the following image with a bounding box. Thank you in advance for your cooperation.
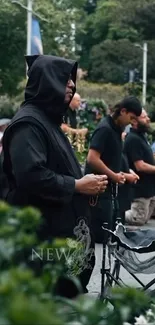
[100,184,122,301]
[100,217,122,301]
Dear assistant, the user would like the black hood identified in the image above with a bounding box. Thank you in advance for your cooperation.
[22,55,78,124]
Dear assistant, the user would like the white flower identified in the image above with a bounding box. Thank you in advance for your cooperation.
[60,247,66,253]
[66,257,73,266]
[146,309,154,318]
[135,315,149,325]
[67,238,78,249]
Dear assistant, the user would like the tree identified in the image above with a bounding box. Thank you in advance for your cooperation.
[88,39,155,86]
[0,0,26,95]
[77,0,155,72]
[88,39,141,84]
[84,0,98,14]
[0,0,86,95]
[133,2,155,40]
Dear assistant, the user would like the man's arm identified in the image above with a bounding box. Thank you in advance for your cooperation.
[123,171,139,183]
[134,160,155,173]
[87,149,117,181]
[124,136,155,174]
[61,123,88,136]
[87,126,125,184]
[87,149,125,184]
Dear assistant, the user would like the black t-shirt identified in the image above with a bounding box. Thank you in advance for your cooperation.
[124,128,155,198]
[64,108,77,128]
[85,115,123,198]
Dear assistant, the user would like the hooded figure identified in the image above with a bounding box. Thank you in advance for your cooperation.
[2,55,109,298]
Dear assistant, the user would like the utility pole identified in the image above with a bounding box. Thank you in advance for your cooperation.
[135,42,148,106]
[12,0,33,55]
[142,42,148,107]
[27,0,33,55]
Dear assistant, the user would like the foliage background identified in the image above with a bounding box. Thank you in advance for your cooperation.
[0,0,155,109]
[1,0,155,120]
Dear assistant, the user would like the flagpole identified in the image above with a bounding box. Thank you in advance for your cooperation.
[27,0,33,55]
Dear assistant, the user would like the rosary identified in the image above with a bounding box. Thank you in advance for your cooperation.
[89,183,118,207]
[89,194,99,207]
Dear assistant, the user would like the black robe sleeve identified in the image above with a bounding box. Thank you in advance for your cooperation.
[9,124,75,203]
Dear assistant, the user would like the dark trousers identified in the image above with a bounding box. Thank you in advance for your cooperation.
[120,211,125,225]
[91,198,113,243]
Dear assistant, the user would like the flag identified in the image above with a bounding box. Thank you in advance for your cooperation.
[31,17,43,55]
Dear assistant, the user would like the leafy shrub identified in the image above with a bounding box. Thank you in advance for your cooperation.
[148,97,155,122]
[0,96,16,119]
[0,201,154,324]
[73,98,107,162]
[77,98,107,135]
[77,80,126,103]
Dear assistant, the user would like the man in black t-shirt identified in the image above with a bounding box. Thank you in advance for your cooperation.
[85,96,142,242]
[124,109,155,226]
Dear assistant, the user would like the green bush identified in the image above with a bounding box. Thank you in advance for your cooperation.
[77,80,126,103]
[0,81,25,119]
[78,98,107,133]
[75,98,107,160]
[0,96,16,119]
[148,97,155,122]
[0,201,154,324]
[0,201,83,290]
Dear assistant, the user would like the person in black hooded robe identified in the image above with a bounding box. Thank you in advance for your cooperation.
[2,55,108,298]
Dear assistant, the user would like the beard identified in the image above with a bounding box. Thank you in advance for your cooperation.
[137,122,151,133]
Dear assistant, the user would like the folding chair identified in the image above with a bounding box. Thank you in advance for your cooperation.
[99,183,155,301]
[100,223,155,301]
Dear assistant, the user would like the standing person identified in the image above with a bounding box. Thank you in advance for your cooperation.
[61,92,88,154]
[2,55,108,297]
[124,109,155,226]
[64,92,81,129]
[85,96,142,243]
[61,92,88,138]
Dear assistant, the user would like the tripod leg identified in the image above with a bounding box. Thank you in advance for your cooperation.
[115,259,121,281]
[100,241,107,300]
[100,223,109,301]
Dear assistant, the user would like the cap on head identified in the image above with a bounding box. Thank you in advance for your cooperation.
[113,96,142,117]
[120,96,142,116]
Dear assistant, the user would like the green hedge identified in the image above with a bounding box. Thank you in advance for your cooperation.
[0,201,154,324]
[77,80,126,103]
[78,98,107,132]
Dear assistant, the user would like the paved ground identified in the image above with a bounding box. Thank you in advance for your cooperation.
[88,219,155,296]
